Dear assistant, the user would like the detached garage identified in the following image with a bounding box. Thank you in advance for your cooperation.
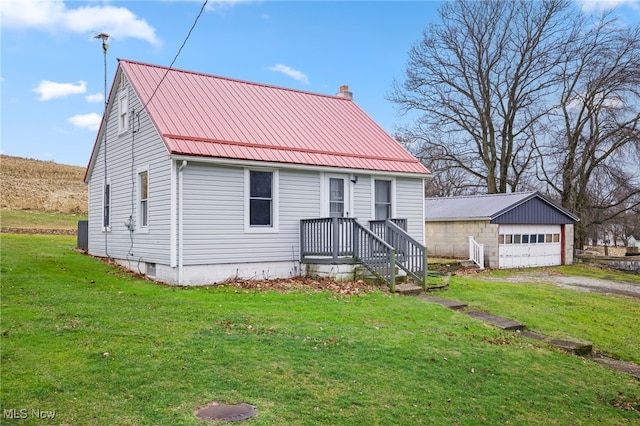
[424,192,579,269]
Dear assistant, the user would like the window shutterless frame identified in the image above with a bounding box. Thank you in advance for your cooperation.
[374,179,392,220]
[244,168,279,233]
[102,177,111,232]
[137,167,149,233]
[117,90,128,135]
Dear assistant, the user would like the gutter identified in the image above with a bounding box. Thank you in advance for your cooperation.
[169,154,432,180]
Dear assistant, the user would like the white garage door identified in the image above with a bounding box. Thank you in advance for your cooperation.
[498,224,562,268]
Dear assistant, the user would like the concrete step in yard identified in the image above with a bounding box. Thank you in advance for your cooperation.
[592,356,640,380]
[411,295,640,378]
[415,295,467,310]
[519,330,593,356]
[464,310,527,331]
[394,282,424,295]
[416,296,596,357]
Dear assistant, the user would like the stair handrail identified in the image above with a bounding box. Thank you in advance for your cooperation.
[385,220,427,289]
[468,236,485,269]
[353,221,397,291]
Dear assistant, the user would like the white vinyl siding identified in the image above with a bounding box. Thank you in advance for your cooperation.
[86,74,172,263]
[183,164,318,264]
[352,175,372,222]
[394,177,425,244]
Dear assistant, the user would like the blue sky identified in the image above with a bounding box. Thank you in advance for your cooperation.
[2,0,639,167]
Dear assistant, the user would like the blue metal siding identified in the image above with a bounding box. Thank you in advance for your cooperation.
[492,197,575,224]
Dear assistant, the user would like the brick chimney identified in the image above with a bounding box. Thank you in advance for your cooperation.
[335,85,353,99]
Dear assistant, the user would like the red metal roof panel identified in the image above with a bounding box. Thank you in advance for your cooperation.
[120,59,430,175]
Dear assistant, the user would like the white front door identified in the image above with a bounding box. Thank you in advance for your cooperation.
[327,175,351,217]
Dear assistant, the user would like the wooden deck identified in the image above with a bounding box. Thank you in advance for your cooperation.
[300,217,427,291]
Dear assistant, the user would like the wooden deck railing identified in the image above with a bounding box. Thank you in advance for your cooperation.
[300,217,356,259]
[385,220,427,286]
[353,221,396,290]
[300,217,426,291]
[368,218,407,240]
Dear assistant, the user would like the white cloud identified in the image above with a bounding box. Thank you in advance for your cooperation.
[0,0,160,46]
[205,0,256,12]
[580,0,640,12]
[267,64,309,85]
[33,80,87,101]
[68,113,101,131]
[566,91,625,110]
[85,93,104,103]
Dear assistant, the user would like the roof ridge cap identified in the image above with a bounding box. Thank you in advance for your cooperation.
[118,58,351,101]
[425,191,536,200]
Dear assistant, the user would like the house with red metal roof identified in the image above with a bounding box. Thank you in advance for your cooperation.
[84,59,431,287]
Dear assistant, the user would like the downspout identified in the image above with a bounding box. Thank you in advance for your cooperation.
[178,160,187,285]
[170,160,177,271]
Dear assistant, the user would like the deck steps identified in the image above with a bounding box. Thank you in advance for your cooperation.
[354,266,407,287]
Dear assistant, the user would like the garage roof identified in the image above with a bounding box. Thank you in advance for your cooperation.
[424,191,579,224]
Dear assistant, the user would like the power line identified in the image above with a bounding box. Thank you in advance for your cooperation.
[140,0,209,112]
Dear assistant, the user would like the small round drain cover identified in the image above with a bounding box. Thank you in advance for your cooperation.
[195,402,257,422]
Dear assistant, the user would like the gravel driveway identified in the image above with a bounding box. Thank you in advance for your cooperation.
[482,271,640,299]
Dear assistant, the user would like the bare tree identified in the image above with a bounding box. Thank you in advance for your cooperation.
[398,135,483,196]
[538,13,640,247]
[390,0,579,193]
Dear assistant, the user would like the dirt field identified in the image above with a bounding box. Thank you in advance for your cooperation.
[0,155,87,214]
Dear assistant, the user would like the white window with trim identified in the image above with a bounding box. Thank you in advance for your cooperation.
[374,179,393,220]
[102,178,111,232]
[117,90,128,134]
[245,169,279,233]
[138,168,149,231]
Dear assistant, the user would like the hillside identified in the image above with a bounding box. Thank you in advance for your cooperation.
[0,155,88,215]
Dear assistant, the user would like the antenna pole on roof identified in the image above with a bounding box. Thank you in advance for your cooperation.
[93,33,110,110]
[93,32,111,258]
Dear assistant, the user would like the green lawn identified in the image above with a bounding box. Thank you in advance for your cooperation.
[0,209,86,230]
[445,266,640,364]
[1,234,639,425]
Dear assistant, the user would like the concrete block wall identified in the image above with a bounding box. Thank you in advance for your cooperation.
[425,220,499,267]
[565,224,574,265]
